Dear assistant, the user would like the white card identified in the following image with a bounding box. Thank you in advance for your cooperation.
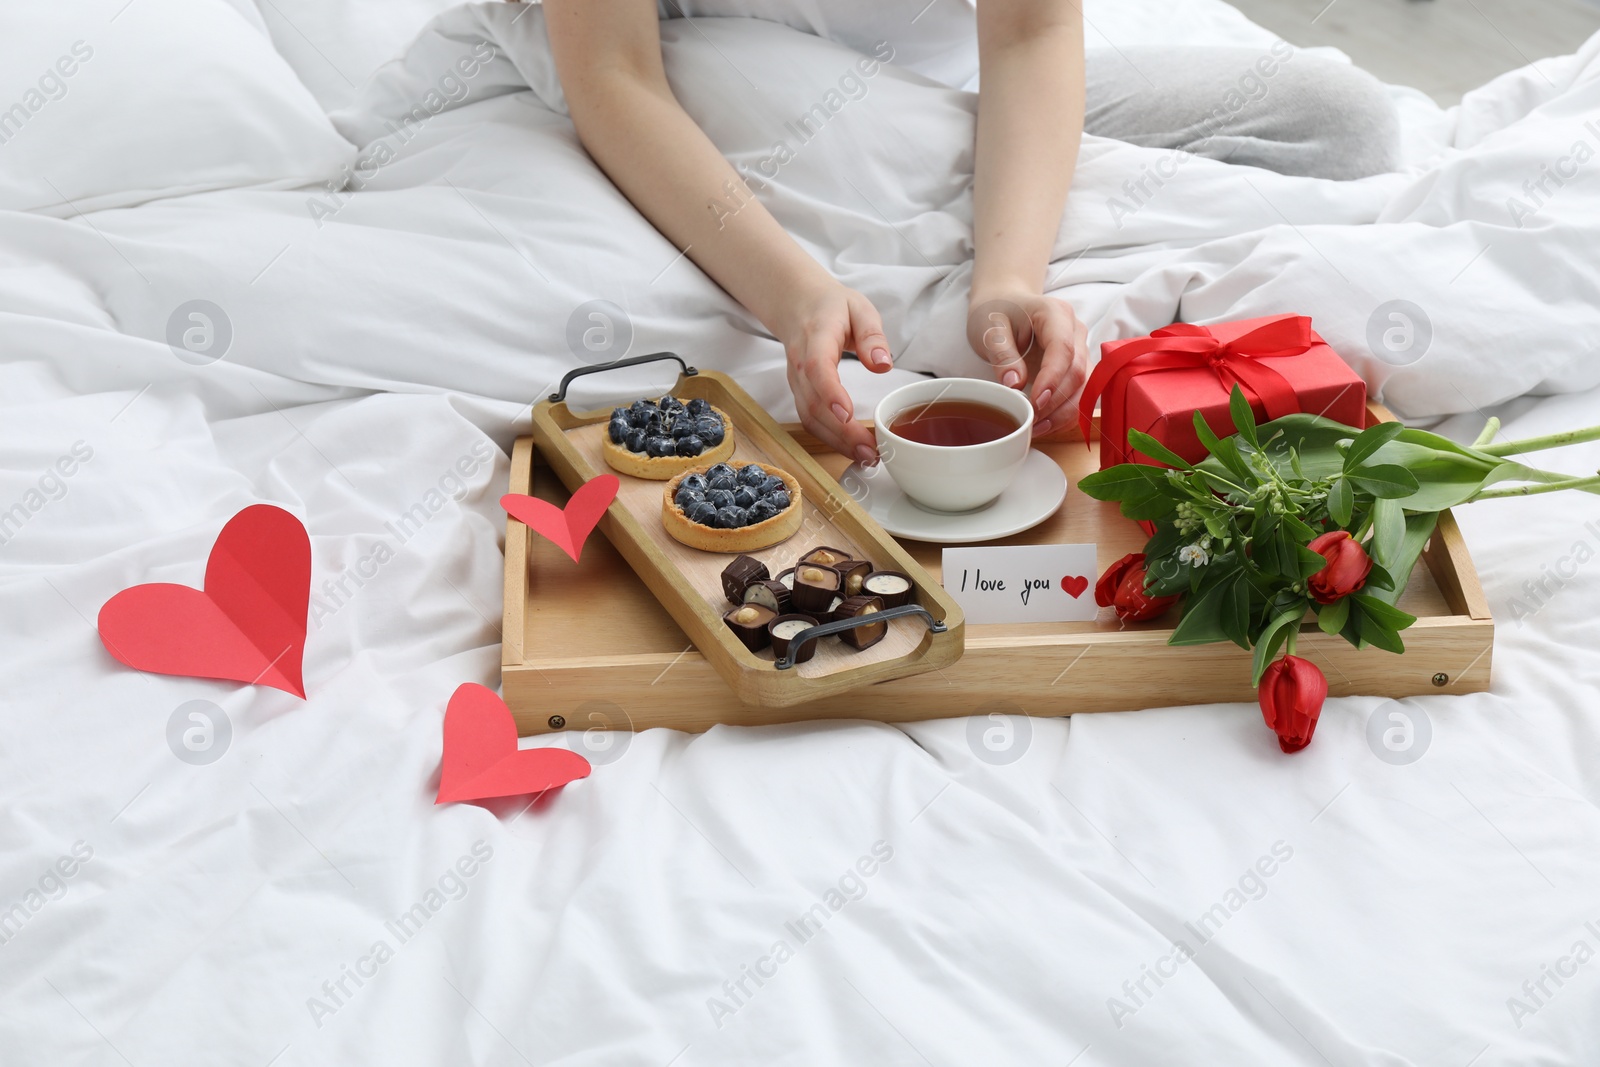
[941,544,1099,625]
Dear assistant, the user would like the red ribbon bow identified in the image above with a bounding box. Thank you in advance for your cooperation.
[1079,314,1316,460]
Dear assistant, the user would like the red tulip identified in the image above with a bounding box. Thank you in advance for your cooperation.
[1258,654,1328,753]
[1306,530,1372,604]
[1095,552,1179,622]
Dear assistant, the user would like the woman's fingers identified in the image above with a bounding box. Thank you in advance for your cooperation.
[847,292,894,373]
[1028,298,1089,436]
[792,332,878,465]
[967,300,1035,390]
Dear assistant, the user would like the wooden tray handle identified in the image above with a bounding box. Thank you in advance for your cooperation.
[548,351,697,404]
[775,604,950,670]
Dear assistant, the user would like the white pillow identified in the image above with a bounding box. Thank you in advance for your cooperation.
[0,0,354,216]
[250,0,473,110]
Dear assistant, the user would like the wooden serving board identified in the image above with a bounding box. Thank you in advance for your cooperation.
[528,363,963,708]
[505,402,1493,736]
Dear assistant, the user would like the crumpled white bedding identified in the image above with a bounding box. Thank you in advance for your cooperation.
[4,1,1600,1063]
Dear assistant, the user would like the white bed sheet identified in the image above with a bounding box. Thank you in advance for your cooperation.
[4,2,1600,1064]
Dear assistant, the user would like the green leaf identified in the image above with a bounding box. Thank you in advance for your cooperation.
[1365,512,1439,608]
[1370,498,1405,571]
[1351,603,1406,654]
[1198,440,1254,488]
[1229,385,1260,447]
[1220,572,1251,650]
[1078,463,1171,502]
[1363,562,1396,593]
[1251,605,1306,686]
[1328,477,1353,526]
[1349,464,1420,498]
[1342,421,1405,471]
[1167,579,1232,646]
[1352,593,1418,632]
[1193,410,1224,458]
[1281,511,1318,543]
[1295,543,1329,579]
[1317,595,1351,635]
[1119,491,1179,522]
[1127,429,1195,471]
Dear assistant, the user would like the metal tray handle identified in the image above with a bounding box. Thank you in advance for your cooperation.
[549,352,697,404]
[774,604,948,670]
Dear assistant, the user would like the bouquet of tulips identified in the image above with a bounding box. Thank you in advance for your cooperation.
[1079,387,1600,752]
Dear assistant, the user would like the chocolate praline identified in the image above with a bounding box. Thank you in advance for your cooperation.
[791,563,842,614]
[722,603,776,652]
[834,594,888,651]
[767,614,820,664]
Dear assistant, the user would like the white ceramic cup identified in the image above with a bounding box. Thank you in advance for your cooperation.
[873,377,1034,512]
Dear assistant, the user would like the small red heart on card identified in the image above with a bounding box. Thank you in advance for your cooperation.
[436,683,591,803]
[1061,575,1089,598]
[501,474,619,563]
[97,504,310,697]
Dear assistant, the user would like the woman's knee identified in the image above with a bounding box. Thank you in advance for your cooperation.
[1266,54,1401,179]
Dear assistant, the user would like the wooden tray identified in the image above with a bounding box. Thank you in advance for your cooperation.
[505,402,1493,735]
[527,355,964,708]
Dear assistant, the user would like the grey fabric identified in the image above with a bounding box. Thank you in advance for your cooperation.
[1085,46,1401,180]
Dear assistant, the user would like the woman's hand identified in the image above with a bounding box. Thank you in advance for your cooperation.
[779,280,895,466]
[967,289,1089,437]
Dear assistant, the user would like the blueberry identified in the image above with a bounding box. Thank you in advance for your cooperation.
[715,505,748,529]
[680,473,708,493]
[747,499,778,524]
[767,490,791,511]
[644,413,666,436]
[686,398,712,418]
[708,488,736,510]
[628,399,654,423]
[671,418,697,439]
[624,429,647,453]
[737,464,767,486]
[611,406,630,424]
[759,475,786,495]
[706,462,736,481]
[733,486,758,509]
[608,416,630,444]
[646,435,676,458]
[676,434,705,456]
[686,500,718,526]
[674,485,706,509]
[708,472,737,492]
[659,395,686,414]
[696,417,725,446]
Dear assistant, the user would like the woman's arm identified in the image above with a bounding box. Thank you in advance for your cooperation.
[969,0,1089,436]
[543,0,891,464]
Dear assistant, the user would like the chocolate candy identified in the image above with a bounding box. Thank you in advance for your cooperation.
[861,570,912,608]
[723,603,776,652]
[791,563,842,614]
[823,595,849,622]
[742,578,792,615]
[834,594,888,650]
[832,559,873,597]
[767,614,820,664]
[799,545,852,567]
[774,566,796,590]
[721,554,769,604]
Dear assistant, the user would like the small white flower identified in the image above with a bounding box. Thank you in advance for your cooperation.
[1178,543,1210,567]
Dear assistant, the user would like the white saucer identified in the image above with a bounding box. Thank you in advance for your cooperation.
[839,449,1067,544]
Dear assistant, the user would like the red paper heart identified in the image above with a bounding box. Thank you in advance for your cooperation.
[97,504,310,697]
[501,474,619,563]
[436,683,591,804]
[1061,575,1089,598]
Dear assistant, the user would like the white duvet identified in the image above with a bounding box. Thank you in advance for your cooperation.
[4,1,1600,1063]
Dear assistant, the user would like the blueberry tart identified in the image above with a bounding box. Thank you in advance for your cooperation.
[661,461,802,552]
[602,394,735,480]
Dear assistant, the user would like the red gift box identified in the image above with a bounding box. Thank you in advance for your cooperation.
[1079,314,1367,469]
